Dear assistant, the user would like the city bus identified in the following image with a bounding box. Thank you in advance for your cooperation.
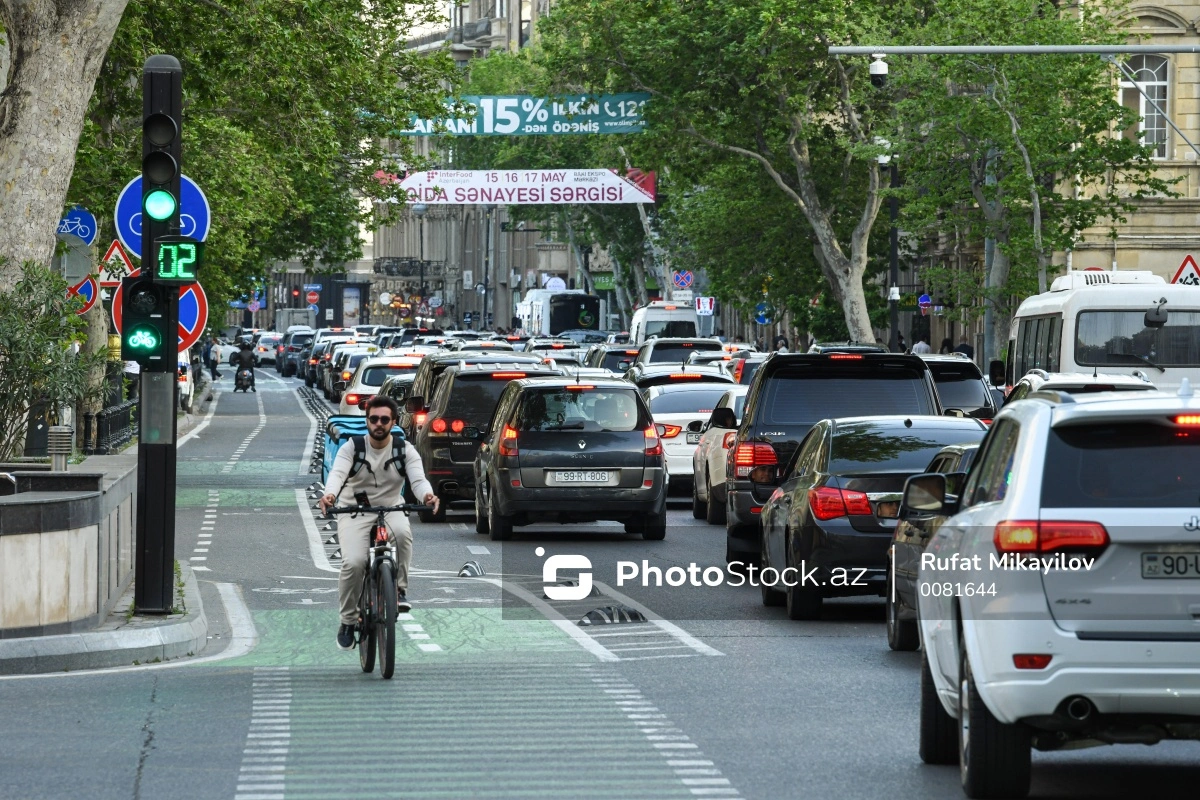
[1004,269,1200,392]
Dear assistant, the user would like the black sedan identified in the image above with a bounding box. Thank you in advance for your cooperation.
[473,378,668,541]
[886,441,980,650]
[757,416,988,620]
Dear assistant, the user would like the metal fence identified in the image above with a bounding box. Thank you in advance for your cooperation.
[84,398,138,455]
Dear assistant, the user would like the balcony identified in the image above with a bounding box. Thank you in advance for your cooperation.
[406,29,451,51]
[373,257,445,277]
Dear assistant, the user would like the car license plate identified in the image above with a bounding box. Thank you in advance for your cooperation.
[686,433,702,444]
[554,470,611,484]
[1142,551,1200,578]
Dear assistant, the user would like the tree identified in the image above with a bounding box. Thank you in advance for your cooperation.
[539,0,907,341]
[0,263,107,461]
[0,1,129,289]
[891,0,1171,359]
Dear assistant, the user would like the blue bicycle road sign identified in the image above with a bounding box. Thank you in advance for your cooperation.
[114,175,211,257]
[58,206,98,246]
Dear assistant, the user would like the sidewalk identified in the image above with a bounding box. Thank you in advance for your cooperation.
[0,391,218,676]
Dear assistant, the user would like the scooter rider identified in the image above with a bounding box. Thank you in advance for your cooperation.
[319,396,439,651]
[233,341,256,392]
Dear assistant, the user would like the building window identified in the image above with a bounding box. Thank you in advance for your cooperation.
[1120,55,1169,158]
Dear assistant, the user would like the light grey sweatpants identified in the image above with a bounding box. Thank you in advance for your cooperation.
[337,510,413,625]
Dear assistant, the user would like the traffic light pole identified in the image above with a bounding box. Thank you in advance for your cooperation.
[134,55,183,614]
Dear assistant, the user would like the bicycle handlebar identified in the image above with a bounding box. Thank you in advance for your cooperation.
[325,504,432,516]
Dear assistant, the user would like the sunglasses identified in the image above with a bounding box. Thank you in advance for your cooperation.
[368,415,393,425]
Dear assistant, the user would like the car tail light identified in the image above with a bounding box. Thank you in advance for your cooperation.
[644,426,662,456]
[663,305,677,310]
[1174,414,1200,425]
[565,385,594,391]
[491,372,527,379]
[829,353,863,360]
[994,521,1109,554]
[551,344,566,349]
[341,371,351,380]
[670,373,704,380]
[625,350,639,355]
[679,343,694,348]
[733,362,746,382]
[178,373,187,383]
[430,417,448,434]
[807,486,872,520]
[1013,654,1052,670]
[451,419,465,433]
[733,442,776,478]
[345,393,361,406]
[722,432,737,449]
[414,411,428,427]
[308,358,317,365]
[658,424,682,439]
[499,424,519,456]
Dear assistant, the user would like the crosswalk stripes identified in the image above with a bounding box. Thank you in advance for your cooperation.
[235,666,292,800]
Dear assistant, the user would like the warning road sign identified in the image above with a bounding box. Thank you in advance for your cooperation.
[1172,255,1200,286]
[97,240,135,287]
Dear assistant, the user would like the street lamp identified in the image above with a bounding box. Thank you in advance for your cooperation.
[481,204,495,331]
[876,143,900,352]
[412,203,427,319]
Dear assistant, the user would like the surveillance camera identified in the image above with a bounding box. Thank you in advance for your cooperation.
[870,55,888,88]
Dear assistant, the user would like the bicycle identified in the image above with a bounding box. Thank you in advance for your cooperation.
[325,502,430,679]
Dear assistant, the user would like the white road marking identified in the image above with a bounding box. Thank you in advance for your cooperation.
[296,489,338,573]
[178,390,221,447]
[466,545,490,554]
[591,580,724,657]
[469,577,618,662]
[295,382,320,476]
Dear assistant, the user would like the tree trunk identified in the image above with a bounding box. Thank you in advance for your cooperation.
[0,0,129,288]
[628,253,649,306]
[985,240,1013,363]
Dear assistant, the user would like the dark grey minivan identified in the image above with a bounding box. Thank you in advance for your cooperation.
[473,378,668,541]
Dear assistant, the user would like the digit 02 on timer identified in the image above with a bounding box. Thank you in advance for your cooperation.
[152,235,203,285]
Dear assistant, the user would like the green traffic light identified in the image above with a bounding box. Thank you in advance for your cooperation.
[144,189,177,221]
[126,324,160,351]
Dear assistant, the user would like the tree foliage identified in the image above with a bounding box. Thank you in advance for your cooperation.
[0,263,107,461]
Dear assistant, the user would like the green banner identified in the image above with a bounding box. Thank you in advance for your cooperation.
[398,94,648,136]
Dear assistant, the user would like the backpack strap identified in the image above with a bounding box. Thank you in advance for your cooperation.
[347,432,408,481]
[348,434,369,478]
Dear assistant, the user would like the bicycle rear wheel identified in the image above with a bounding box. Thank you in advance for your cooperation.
[358,578,376,673]
[375,561,398,680]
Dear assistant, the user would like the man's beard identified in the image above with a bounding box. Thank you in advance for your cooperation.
[369,425,390,442]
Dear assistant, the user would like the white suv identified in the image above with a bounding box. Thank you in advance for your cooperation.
[908,383,1200,798]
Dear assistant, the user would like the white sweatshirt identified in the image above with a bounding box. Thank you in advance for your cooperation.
[324,436,433,507]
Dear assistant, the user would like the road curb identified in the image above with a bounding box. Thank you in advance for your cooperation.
[0,563,208,675]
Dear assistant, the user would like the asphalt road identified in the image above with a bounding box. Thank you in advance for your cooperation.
[1,369,1197,800]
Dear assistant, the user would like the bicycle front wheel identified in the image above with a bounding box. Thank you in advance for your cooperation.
[358,577,376,673]
[375,561,398,680]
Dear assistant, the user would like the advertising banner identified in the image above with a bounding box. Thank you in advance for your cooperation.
[399,169,656,205]
[397,94,648,136]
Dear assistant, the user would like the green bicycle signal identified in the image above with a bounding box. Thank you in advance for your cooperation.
[127,326,160,350]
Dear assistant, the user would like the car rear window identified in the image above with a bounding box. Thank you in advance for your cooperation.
[441,377,513,422]
[645,320,697,338]
[361,365,418,386]
[930,370,990,411]
[289,333,314,346]
[650,388,729,414]
[603,350,640,371]
[829,426,986,474]
[515,387,642,432]
[759,371,935,425]
[648,341,723,363]
[1042,422,1200,507]
[736,360,764,384]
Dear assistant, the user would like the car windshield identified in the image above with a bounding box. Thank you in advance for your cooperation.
[361,365,417,386]
[516,388,641,432]
[829,425,985,474]
[649,388,729,414]
[760,372,936,425]
[1042,422,1200,507]
[1075,310,1200,367]
[648,341,722,363]
[645,320,697,338]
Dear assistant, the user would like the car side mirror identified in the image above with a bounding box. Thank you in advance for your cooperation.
[1145,298,1168,329]
[942,408,967,418]
[901,473,948,515]
[686,420,704,433]
[988,359,1005,386]
[709,407,737,429]
[405,396,424,414]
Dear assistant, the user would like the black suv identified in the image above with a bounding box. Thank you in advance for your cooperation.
[399,352,544,441]
[917,354,998,420]
[412,362,562,521]
[279,330,315,377]
[720,352,943,565]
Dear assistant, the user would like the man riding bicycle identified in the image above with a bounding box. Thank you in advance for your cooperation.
[319,396,439,651]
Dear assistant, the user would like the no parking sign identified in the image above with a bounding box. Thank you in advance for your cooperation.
[111,268,209,352]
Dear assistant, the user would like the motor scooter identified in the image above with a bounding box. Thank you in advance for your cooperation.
[235,368,254,392]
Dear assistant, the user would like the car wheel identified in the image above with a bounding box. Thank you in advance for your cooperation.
[886,570,919,651]
[488,492,512,541]
[642,511,666,541]
[691,479,706,519]
[785,534,821,620]
[304,375,314,388]
[959,640,1031,798]
[474,484,490,535]
[706,476,727,525]
[760,580,785,607]
[919,652,958,765]
[419,495,448,523]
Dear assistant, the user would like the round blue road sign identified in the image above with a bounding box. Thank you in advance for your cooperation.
[754,301,773,325]
[308,303,319,313]
[58,206,99,247]
[114,175,211,257]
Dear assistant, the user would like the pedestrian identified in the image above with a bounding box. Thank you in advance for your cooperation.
[911,334,932,354]
[123,359,140,400]
[210,338,223,380]
[939,337,953,354]
[894,332,907,353]
[773,335,789,353]
[715,328,727,344]
[953,337,975,360]
[202,337,214,378]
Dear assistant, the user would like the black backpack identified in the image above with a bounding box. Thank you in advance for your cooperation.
[347,432,408,481]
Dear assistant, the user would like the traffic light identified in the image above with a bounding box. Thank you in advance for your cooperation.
[121,275,174,367]
[142,55,182,265]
